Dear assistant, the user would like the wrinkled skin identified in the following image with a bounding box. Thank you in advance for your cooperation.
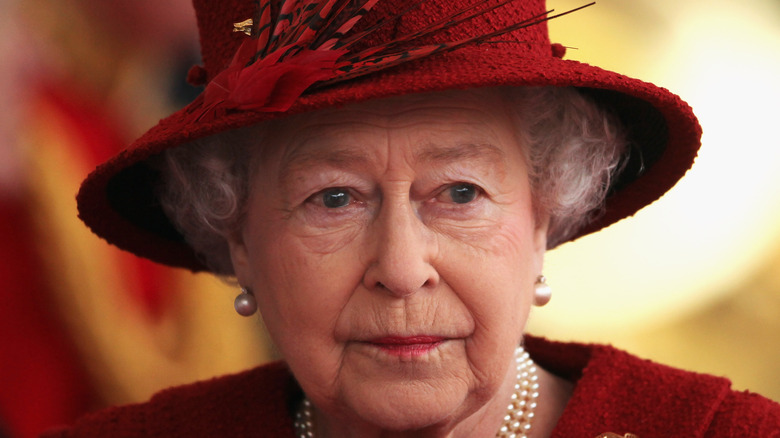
[229,89,554,437]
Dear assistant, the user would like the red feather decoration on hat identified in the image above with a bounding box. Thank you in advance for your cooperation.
[193,0,594,121]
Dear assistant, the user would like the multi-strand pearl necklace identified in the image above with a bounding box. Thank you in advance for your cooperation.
[294,346,539,438]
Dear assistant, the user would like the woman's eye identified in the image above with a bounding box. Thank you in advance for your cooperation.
[447,183,479,204]
[320,188,351,208]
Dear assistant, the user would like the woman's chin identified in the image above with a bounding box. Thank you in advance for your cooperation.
[345,404,456,433]
[313,340,488,433]
[338,382,470,433]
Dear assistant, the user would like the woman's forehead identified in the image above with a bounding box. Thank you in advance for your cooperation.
[260,88,518,156]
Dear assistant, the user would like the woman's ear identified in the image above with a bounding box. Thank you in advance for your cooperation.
[533,212,550,263]
[534,213,550,254]
[227,231,251,286]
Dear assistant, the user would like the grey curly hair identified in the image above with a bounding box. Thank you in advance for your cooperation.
[157,86,627,275]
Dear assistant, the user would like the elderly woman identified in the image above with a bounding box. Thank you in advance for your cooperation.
[48,0,780,437]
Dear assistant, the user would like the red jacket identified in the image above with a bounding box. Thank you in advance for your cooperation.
[43,337,780,437]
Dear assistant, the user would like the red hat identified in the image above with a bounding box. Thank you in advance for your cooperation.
[77,0,701,272]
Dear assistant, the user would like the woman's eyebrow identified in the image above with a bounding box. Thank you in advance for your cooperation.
[415,143,507,166]
[278,147,372,184]
[278,142,506,184]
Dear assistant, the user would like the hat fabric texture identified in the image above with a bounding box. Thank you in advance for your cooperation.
[77,0,702,272]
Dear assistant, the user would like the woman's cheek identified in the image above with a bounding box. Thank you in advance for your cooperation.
[424,204,514,252]
[288,206,370,255]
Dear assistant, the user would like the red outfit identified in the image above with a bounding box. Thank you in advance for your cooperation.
[43,337,780,437]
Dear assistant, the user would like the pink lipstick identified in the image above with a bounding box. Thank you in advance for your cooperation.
[368,336,445,357]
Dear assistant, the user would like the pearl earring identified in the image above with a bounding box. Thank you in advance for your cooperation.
[533,275,552,306]
[234,286,258,316]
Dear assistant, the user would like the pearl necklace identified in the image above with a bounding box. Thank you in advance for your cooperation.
[294,346,539,438]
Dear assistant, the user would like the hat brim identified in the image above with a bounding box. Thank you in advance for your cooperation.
[77,46,701,272]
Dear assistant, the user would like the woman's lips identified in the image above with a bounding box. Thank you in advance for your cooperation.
[367,336,446,357]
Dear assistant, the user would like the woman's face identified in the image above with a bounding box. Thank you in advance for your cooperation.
[229,89,548,434]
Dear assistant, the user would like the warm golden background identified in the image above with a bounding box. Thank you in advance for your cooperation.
[535,0,780,401]
[0,1,777,437]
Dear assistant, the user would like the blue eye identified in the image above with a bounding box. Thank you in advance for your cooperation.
[321,188,350,208]
[449,184,478,204]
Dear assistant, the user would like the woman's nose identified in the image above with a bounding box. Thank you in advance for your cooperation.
[362,198,439,297]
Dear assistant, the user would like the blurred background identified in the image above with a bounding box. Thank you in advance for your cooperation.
[0,0,777,436]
